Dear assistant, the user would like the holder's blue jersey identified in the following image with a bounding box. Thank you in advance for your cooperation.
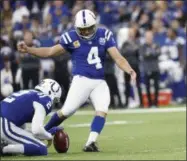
[59,27,116,79]
[0,90,52,127]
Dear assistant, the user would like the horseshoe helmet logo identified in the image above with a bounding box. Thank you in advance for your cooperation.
[51,82,60,93]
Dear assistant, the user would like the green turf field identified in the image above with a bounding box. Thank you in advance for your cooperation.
[1,107,186,160]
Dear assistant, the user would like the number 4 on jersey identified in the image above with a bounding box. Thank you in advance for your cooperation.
[87,47,102,69]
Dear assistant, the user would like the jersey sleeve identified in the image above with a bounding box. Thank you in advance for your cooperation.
[36,93,52,115]
[104,29,117,49]
[59,32,73,52]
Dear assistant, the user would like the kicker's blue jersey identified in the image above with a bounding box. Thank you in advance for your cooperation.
[59,27,116,79]
[0,90,52,127]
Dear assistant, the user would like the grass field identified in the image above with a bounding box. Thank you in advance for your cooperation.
[1,107,186,160]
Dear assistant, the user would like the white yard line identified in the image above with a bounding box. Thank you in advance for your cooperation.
[65,120,143,128]
[49,107,186,116]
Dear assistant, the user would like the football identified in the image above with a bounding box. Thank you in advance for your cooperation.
[53,129,69,153]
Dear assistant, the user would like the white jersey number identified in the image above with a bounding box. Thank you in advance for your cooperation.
[3,90,30,103]
[87,47,102,69]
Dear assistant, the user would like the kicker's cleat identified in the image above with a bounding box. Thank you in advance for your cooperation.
[83,142,100,152]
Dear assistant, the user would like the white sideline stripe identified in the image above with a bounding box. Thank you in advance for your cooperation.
[49,107,186,116]
[65,120,143,128]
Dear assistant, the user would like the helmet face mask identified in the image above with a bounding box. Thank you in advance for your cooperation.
[74,9,97,40]
[35,79,62,104]
[76,25,97,40]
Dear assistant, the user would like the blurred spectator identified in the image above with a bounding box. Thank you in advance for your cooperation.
[30,17,43,39]
[0,38,19,91]
[121,28,143,108]
[165,28,185,67]
[139,13,151,30]
[49,0,71,25]
[12,1,30,25]
[95,1,120,29]
[1,0,12,22]
[1,60,13,85]
[171,20,186,38]
[172,1,187,27]
[105,54,122,108]
[160,28,186,103]
[0,60,13,99]
[130,3,144,23]
[140,30,160,108]
[1,18,12,43]
[152,19,167,46]
[43,1,53,24]
[26,0,46,11]
[13,15,31,32]
[19,31,41,89]
[58,16,73,34]
[72,0,85,16]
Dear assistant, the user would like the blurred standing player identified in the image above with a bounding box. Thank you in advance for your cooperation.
[163,28,186,102]
[20,31,41,89]
[17,9,136,152]
[0,79,62,156]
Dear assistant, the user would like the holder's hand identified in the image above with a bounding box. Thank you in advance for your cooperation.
[48,127,63,135]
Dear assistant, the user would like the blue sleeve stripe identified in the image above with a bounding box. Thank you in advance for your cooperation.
[65,32,72,43]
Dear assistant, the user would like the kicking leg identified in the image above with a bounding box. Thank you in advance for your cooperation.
[84,81,110,152]
[45,76,92,131]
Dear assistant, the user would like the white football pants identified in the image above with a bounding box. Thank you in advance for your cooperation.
[61,75,110,116]
[0,117,45,147]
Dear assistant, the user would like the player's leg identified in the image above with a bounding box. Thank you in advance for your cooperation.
[0,117,47,156]
[22,69,29,89]
[45,76,92,131]
[84,80,110,152]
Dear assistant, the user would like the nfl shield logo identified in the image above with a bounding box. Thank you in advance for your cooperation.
[73,40,80,48]
[99,38,105,45]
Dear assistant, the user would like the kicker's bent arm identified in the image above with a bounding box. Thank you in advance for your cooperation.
[27,44,66,58]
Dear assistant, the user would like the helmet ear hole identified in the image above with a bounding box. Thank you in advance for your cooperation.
[49,91,51,95]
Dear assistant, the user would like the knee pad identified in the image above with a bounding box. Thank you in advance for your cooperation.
[60,107,76,117]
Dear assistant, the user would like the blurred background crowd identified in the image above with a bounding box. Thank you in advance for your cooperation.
[0,0,186,108]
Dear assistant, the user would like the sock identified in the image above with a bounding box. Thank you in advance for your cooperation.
[45,112,64,131]
[3,144,24,154]
[86,116,105,146]
[24,144,47,156]
[86,132,99,146]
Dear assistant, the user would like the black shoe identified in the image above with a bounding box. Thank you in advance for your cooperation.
[83,142,100,152]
